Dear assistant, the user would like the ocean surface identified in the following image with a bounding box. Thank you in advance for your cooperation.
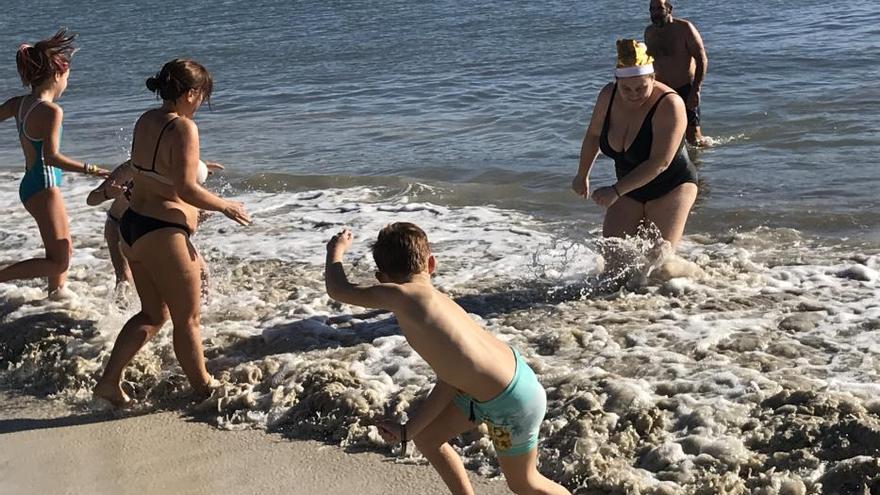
[1,1,879,493]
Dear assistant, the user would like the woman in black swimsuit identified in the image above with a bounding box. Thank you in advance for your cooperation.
[573,39,697,248]
[94,59,250,406]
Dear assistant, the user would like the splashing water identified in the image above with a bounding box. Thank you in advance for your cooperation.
[1,174,879,493]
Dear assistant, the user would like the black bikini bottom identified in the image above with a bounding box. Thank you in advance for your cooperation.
[119,208,191,247]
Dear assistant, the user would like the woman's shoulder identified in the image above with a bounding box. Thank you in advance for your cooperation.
[20,100,63,130]
[595,82,615,105]
[135,110,197,134]
[135,108,165,127]
[652,85,686,122]
[33,99,62,119]
[591,82,616,116]
[654,84,684,108]
[166,116,198,141]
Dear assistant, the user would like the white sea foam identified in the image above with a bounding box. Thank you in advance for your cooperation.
[1,171,879,493]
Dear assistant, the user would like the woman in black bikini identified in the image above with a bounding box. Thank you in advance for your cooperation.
[87,159,223,290]
[94,59,250,406]
[572,39,697,249]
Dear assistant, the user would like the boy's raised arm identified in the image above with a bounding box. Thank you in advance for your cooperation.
[325,229,405,311]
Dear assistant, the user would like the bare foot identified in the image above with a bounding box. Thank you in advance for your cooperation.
[48,286,77,302]
[192,376,221,400]
[651,256,706,281]
[93,380,131,408]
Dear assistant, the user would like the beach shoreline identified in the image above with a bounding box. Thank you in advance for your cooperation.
[0,391,508,495]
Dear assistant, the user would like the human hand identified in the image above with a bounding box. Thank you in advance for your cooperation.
[205,161,225,175]
[591,186,620,208]
[197,209,212,224]
[327,229,353,257]
[376,420,402,444]
[572,174,590,198]
[686,90,700,110]
[104,179,126,199]
[86,163,111,178]
[221,201,251,226]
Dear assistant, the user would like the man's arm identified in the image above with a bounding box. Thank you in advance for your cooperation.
[325,229,406,311]
[685,22,707,93]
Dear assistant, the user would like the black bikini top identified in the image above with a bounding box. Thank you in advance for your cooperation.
[131,117,180,186]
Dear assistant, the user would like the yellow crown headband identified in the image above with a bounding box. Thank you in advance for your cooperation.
[614,39,654,78]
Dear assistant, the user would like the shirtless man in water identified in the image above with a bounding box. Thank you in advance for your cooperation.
[645,0,708,146]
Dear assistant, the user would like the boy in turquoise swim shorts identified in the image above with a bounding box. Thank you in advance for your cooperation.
[325,223,569,495]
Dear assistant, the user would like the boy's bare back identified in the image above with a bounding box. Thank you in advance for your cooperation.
[325,227,515,401]
[391,281,515,402]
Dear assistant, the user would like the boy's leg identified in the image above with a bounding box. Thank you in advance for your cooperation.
[497,448,570,495]
[413,401,478,495]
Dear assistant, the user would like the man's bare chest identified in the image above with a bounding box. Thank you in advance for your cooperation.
[650,30,686,58]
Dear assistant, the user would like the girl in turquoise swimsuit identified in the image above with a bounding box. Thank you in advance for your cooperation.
[0,29,108,297]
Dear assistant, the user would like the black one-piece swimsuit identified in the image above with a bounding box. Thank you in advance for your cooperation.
[598,84,698,203]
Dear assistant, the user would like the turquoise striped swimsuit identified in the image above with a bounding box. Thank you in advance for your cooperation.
[18,97,63,204]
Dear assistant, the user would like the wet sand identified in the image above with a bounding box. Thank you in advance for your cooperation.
[0,392,508,495]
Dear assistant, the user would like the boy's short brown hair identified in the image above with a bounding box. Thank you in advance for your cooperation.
[372,222,431,277]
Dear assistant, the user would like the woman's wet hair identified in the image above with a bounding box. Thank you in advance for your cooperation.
[146,59,213,104]
[16,28,77,87]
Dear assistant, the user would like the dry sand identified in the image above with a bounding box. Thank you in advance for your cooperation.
[0,392,509,495]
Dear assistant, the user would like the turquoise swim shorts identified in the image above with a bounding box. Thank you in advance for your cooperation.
[453,346,546,457]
